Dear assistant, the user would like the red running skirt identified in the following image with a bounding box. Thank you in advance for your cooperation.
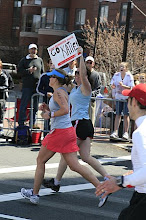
[42,126,79,153]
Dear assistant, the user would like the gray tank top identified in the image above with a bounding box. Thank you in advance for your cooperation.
[49,87,72,129]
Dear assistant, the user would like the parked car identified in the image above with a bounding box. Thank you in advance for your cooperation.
[2,63,17,75]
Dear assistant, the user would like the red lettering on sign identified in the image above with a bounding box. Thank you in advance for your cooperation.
[58,55,76,66]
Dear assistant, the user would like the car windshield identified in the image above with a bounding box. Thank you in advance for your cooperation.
[3,65,16,70]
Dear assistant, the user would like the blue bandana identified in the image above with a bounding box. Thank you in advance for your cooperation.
[47,69,65,79]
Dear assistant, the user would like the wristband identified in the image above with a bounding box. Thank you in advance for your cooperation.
[51,112,55,118]
[116,176,125,188]
[126,185,134,188]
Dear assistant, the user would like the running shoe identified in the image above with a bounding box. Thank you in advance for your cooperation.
[110,132,119,140]
[42,178,60,192]
[21,188,39,204]
[122,132,129,140]
[98,194,108,208]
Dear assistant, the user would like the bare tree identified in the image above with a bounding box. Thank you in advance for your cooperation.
[81,17,146,84]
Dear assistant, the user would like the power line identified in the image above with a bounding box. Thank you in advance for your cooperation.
[131,0,146,17]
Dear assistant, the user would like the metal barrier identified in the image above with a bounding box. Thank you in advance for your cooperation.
[93,96,115,138]
[3,90,18,138]
[93,96,133,139]
[30,93,134,140]
[2,92,49,141]
[30,93,51,143]
[2,91,134,142]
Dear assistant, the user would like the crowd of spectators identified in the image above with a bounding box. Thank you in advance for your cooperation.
[0,43,145,140]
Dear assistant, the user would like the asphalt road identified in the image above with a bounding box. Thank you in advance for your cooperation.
[0,138,133,220]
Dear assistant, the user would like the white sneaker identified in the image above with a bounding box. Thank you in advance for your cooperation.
[110,132,119,139]
[21,188,39,204]
[122,132,129,140]
[98,194,108,208]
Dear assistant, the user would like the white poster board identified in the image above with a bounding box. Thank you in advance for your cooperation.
[47,33,82,68]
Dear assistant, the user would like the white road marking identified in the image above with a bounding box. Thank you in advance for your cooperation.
[0,155,131,203]
[0,155,131,174]
[0,155,131,220]
[0,183,94,203]
[0,214,31,220]
[99,155,131,163]
[0,163,59,174]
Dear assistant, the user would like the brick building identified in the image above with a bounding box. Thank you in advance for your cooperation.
[0,0,145,63]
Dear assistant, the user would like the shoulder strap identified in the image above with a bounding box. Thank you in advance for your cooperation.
[56,87,68,94]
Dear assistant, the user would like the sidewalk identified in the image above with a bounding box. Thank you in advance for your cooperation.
[93,136,132,152]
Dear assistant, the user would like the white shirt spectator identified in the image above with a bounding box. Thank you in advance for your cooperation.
[111,71,134,100]
[63,66,77,77]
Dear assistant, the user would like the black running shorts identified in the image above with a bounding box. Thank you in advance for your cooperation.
[72,119,94,140]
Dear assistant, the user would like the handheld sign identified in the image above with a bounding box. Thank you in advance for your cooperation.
[47,33,82,68]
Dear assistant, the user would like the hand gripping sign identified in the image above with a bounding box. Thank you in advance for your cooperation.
[47,33,82,68]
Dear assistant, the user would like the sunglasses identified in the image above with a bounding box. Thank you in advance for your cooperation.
[50,75,56,78]
[86,61,92,64]
[75,71,79,75]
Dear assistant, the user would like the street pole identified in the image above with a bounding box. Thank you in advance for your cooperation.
[122,0,132,62]
[93,0,102,58]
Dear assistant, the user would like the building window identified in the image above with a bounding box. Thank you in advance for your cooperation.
[119,3,128,25]
[100,5,108,23]
[13,1,21,29]
[22,14,41,32]
[75,9,86,28]
[14,0,21,7]
[23,0,41,5]
[41,8,68,30]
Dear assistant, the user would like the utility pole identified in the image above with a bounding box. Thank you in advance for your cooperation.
[93,0,117,58]
[93,0,102,58]
[122,0,132,62]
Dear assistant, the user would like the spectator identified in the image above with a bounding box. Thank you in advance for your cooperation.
[96,84,146,220]
[138,73,145,84]
[63,60,77,77]
[17,44,44,127]
[36,58,54,136]
[134,73,145,85]
[134,74,140,86]
[110,62,134,140]
[0,59,14,136]
[85,56,102,126]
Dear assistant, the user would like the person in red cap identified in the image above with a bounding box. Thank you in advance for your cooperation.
[96,83,146,219]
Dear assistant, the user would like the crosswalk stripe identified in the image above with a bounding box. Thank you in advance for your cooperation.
[0,155,131,174]
[0,182,133,204]
[0,183,93,203]
[0,214,31,220]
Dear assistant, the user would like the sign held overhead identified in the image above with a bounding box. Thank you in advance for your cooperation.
[47,33,81,68]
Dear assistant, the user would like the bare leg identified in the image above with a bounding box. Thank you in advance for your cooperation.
[63,152,100,187]
[123,115,129,133]
[78,137,107,177]
[114,115,121,134]
[33,145,55,195]
[56,154,68,181]
[54,138,108,182]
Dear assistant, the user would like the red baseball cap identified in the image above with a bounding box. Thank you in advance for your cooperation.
[122,83,146,106]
